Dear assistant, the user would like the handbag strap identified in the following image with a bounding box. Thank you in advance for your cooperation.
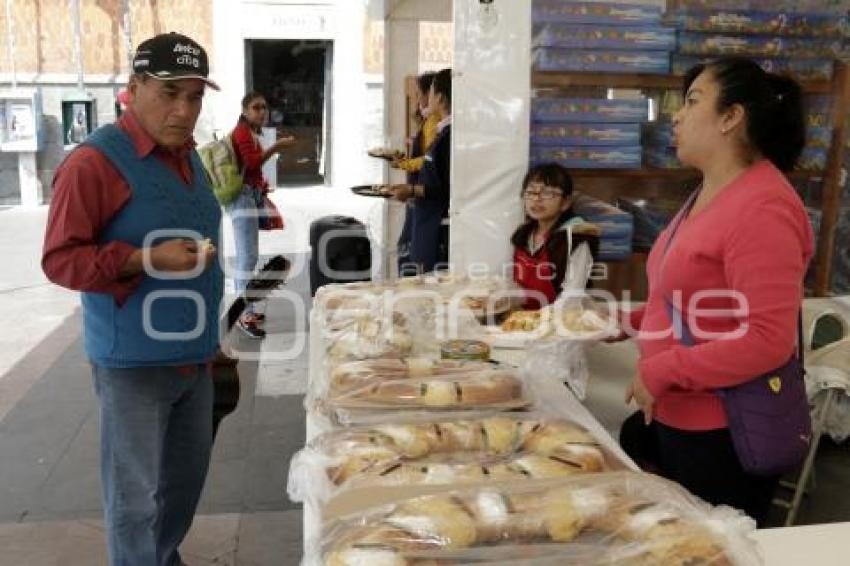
[225,131,248,180]
[660,188,804,364]
[664,299,804,367]
[662,188,701,258]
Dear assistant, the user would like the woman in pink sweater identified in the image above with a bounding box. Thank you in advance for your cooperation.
[618,57,814,526]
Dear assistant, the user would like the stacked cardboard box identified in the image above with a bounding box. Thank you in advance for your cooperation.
[530,97,647,170]
[532,0,675,74]
[668,6,847,82]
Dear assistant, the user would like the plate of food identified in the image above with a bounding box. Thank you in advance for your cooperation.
[367,147,405,161]
[460,294,515,324]
[351,184,392,198]
[483,305,617,349]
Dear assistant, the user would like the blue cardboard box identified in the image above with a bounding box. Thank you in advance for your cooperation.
[534,24,676,51]
[533,0,662,25]
[671,54,834,81]
[534,47,670,73]
[531,145,642,169]
[667,8,848,38]
[677,31,844,58]
[531,122,641,146]
[532,98,649,123]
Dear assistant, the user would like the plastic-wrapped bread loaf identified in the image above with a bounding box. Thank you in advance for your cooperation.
[326,368,527,410]
[314,472,761,566]
[288,415,612,504]
[324,310,414,362]
[328,358,496,393]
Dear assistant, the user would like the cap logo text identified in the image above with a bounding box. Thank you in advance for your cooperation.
[176,54,200,68]
[173,43,201,56]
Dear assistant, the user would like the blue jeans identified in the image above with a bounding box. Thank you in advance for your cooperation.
[92,363,214,566]
[225,187,260,312]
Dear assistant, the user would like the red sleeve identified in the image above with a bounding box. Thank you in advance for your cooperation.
[41,146,143,305]
[640,198,813,397]
[231,122,264,172]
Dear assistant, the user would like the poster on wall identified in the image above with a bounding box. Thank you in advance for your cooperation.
[8,104,36,144]
[0,89,43,152]
[65,103,90,145]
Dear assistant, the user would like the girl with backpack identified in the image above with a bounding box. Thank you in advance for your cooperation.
[228,91,294,338]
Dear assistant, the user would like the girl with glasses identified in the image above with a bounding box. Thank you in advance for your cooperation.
[511,163,599,309]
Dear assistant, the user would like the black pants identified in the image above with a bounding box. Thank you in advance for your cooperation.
[620,411,779,527]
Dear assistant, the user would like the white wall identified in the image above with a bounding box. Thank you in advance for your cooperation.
[451,0,531,274]
[211,0,379,187]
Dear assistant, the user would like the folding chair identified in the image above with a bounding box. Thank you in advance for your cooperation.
[776,335,850,526]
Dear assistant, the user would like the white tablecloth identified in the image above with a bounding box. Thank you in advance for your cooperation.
[299,303,847,564]
[751,521,850,566]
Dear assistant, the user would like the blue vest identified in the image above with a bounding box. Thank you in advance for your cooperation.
[81,124,223,367]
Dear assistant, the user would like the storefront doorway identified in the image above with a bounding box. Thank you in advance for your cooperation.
[246,39,332,186]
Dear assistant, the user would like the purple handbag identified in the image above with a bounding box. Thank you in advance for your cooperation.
[665,300,812,476]
[658,189,811,476]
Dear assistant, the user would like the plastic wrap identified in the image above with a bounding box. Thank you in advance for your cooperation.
[533,47,670,74]
[310,471,760,566]
[484,300,618,349]
[315,278,505,365]
[805,338,850,443]
[322,301,420,362]
[677,31,845,59]
[533,23,676,51]
[532,1,663,26]
[808,368,850,443]
[524,339,591,400]
[667,8,848,37]
[288,413,618,504]
[308,358,499,408]
[322,364,531,411]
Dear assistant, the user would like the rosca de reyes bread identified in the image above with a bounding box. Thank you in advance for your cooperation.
[321,472,741,566]
[326,368,526,409]
[325,311,414,361]
[329,358,495,393]
[302,416,607,492]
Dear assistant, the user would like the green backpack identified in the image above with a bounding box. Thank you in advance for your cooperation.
[198,134,243,206]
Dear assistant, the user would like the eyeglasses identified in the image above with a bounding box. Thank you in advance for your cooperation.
[522,188,564,201]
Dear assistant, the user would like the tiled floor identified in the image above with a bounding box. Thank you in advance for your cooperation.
[0,254,311,565]
[0,511,303,566]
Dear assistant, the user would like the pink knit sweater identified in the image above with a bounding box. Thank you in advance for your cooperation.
[629,160,814,431]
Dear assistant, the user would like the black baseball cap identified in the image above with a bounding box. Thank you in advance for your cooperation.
[132,32,220,90]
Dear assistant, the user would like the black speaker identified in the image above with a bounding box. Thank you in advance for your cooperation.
[309,215,372,296]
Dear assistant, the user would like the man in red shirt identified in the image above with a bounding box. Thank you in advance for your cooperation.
[42,33,222,566]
